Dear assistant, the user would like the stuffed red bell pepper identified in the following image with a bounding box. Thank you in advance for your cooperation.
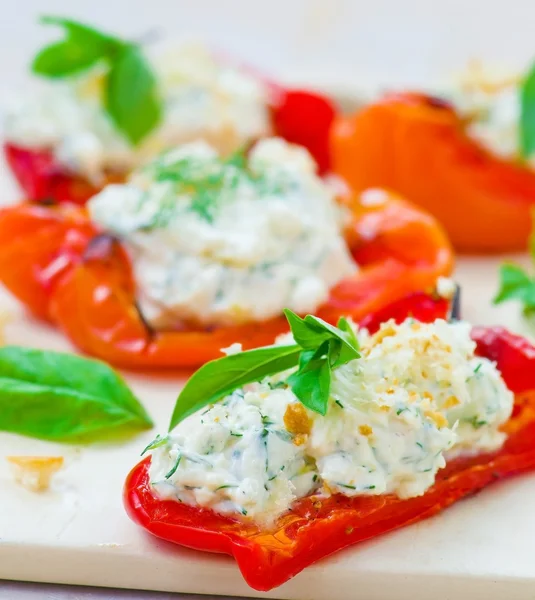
[124,306,535,591]
[0,135,453,368]
[331,62,535,252]
[4,16,336,205]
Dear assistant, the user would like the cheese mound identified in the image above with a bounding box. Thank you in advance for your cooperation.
[88,138,356,329]
[149,318,513,525]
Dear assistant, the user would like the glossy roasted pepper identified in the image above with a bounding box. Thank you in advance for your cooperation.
[0,188,453,368]
[4,89,336,205]
[330,92,535,253]
[124,324,535,591]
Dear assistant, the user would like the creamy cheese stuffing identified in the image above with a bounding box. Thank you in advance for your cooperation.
[88,138,356,329]
[444,63,532,166]
[4,43,270,182]
[149,318,514,527]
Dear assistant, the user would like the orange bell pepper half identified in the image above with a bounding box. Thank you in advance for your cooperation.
[124,326,535,591]
[331,93,535,252]
[0,190,452,368]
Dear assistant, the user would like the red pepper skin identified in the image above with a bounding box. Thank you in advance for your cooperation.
[0,191,452,368]
[472,326,535,394]
[4,143,106,206]
[124,332,535,591]
[270,89,337,174]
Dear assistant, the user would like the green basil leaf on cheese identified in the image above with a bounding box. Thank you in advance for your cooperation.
[169,344,302,431]
[31,15,162,145]
[105,44,162,145]
[33,15,123,77]
[287,345,331,415]
[0,346,152,441]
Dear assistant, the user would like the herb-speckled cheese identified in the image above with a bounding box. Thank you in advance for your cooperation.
[445,64,533,166]
[149,318,514,526]
[88,138,356,329]
[4,43,270,182]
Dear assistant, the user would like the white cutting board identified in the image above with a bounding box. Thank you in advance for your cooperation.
[0,251,535,600]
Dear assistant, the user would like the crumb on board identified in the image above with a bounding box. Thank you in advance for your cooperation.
[7,456,64,492]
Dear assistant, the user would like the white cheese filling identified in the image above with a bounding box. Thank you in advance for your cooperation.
[4,42,270,182]
[444,63,533,166]
[88,138,357,329]
[149,318,514,527]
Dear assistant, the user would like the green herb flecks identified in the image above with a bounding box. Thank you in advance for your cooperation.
[0,346,152,442]
[167,310,360,430]
[148,148,293,224]
[164,453,182,479]
[32,15,161,144]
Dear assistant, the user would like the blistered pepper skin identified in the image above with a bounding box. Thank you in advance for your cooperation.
[330,93,535,253]
[123,328,535,591]
[0,190,452,368]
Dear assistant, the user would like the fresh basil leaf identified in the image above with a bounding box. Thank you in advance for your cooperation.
[0,346,152,441]
[32,40,107,77]
[284,309,360,361]
[520,62,535,159]
[105,44,162,145]
[287,348,331,415]
[169,344,301,430]
[33,15,123,78]
[493,263,535,306]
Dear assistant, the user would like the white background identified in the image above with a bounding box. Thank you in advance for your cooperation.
[0,0,534,92]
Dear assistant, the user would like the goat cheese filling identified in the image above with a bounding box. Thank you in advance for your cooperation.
[4,43,270,182]
[445,63,533,166]
[88,138,357,329]
[148,318,514,526]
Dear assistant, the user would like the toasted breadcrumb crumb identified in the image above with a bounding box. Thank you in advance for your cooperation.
[7,456,64,492]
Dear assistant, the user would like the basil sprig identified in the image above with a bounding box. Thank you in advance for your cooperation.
[494,216,535,314]
[0,346,153,441]
[168,310,360,430]
[520,62,535,159]
[32,15,161,145]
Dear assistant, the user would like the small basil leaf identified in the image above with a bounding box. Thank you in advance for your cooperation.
[105,44,162,145]
[493,263,535,306]
[34,15,123,78]
[169,344,302,431]
[288,354,331,416]
[520,62,535,159]
[0,346,152,441]
[32,40,107,77]
[284,309,360,361]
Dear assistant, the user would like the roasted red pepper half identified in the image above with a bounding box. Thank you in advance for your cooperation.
[124,327,535,591]
[331,92,535,252]
[0,187,452,368]
[4,88,336,205]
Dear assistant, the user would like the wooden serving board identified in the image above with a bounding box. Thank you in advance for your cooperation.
[1,255,535,600]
